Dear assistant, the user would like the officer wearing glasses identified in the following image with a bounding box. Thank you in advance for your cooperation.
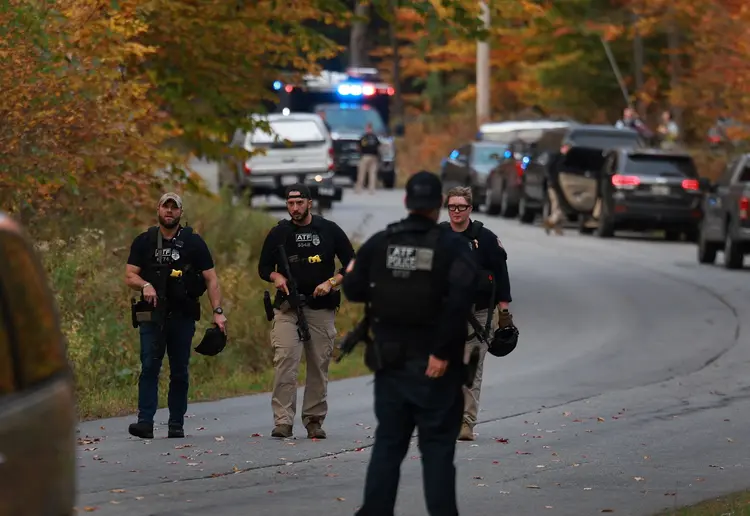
[440,186,514,441]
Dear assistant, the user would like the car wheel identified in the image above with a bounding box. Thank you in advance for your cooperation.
[724,231,744,269]
[518,196,535,224]
[596,202,614,238]
[697,226,718,264]
[499,187,518,218]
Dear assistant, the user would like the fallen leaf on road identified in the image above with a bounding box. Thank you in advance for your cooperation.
[584,487,592,491]
[563,411,571,417]
[215,436,225,442]
[477,484,487,487]
[83,508,98,512]
[492,461,499,464]
[336,497,345,501]
[526,485,540,489]
[110,501,121,504]
[545,506,553,509]
[496,438,509,443]
[601,510,614,513]
[634,477,645,482]
[135,497,144,500]
[195,427,205,431]
[110,489,126,493]
[664,492,676,496]
[536,465,545,468]
[516,451,531,455]
[727,438,734,443]
[251,433,262,437]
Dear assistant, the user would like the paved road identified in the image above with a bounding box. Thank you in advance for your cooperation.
[76,186,749,516]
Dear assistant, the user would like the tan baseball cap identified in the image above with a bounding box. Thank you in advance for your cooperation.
[158,192,183,209]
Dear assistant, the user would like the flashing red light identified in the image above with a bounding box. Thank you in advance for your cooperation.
[387,86,395,95]
[243,163,251,176]
[362,84,376,96]
[284,84,293,93]
[611,174,640,186]
[681,179,700,190]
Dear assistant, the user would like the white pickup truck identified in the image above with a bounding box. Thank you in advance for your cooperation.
[222,112,343,208]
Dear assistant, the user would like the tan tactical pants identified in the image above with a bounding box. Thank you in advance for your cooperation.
[356,154,379,193]
[463,308,494,427]
[546,187,565,226]
[270,306,337,427]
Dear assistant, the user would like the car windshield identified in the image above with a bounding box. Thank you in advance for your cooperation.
[250,119,325,146]
[315,104,386,133]
[623,155,698,178]
[473,145,508,165]
[570,130,642,149]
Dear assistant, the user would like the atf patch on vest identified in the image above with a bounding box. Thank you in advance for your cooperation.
[386,245,434,271]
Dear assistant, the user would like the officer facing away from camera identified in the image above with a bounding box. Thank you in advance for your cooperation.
[440,186,514,441]
[124,192,227,439]
[258,184,355,439]
[342,171,478,516]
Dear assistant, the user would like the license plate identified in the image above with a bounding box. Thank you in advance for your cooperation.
[651,185,670,196]
[319,187,335,197]
[281,175,298,186]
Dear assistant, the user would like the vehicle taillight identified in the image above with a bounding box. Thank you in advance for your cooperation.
[560,144,571,155]
[612,174,640,187]
[681,179,700,191]
[740,196,749,220]
[243,163,251,176]
[328,147,334,170]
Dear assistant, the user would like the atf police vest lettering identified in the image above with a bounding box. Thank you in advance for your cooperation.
[369,222,442,326]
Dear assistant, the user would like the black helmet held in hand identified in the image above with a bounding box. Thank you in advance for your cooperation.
[194,325,227,356]
[487,325,519,357]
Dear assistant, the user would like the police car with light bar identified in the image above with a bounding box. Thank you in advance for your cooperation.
[273,67,404,189]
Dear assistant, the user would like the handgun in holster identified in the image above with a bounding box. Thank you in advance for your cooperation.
[263,291,275,321]
[131,296,157,328]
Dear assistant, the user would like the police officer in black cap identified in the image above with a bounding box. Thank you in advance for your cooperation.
[342,171,478,516]
[125,192,227,440]
[258,183,355,439]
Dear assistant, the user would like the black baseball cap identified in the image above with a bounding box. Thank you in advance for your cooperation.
[284,184,311,200]
[405,171,443,211]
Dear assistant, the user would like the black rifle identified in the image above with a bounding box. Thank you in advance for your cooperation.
[335,310,373,363]
[464,270,497,387]
[275,244,312,342]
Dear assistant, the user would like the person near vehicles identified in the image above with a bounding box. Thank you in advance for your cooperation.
[125,192,227,439]
[258,184,355,439]
[657,110,680,149]
[342,171,478,516]
[615,106,654,143]
[543,187,566,235]
[355,122,380,194]
[440,186,513,441]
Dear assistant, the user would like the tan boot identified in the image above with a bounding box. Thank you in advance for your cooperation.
[458,422,475,441]
[542,219,553,235]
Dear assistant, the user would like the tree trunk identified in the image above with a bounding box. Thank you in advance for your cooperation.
[350,1,370,68]
[389,0,404,121]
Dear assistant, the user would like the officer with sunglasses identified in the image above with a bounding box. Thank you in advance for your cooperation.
[440,186,514,441]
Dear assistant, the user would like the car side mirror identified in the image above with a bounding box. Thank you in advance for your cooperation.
[698,177,713,192]
[393,123,405,137]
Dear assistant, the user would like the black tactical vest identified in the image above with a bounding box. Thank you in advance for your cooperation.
[141,226,207,314]
[369,221,442,326]
[440,220,494,296]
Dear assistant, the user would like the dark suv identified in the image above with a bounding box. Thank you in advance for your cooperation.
[519,125,644,224]
[585,149,704,239]
[0,214,76,515]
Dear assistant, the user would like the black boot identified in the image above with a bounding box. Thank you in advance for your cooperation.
[128,421,154,439]
[168,425,185,438]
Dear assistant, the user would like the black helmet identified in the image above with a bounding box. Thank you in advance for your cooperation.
[194,325,227,356]
[487,325,519,357]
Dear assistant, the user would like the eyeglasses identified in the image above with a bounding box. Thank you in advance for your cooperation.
[447,204,470,212]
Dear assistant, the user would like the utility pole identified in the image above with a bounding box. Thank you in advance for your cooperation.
[632,7,645,115]
[389,0,404,122]
[476,0,490,124]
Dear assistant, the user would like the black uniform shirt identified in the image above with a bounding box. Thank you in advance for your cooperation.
[442,220,512,309]
[258,215,355,300]
[359,133,380,155]
[127,226,214,273]
[342,214,477,364]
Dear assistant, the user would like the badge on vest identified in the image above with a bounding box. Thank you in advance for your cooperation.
[386,245,434,271]
[171,249,181,261]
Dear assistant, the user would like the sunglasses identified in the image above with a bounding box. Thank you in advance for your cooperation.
[447,204,470,212]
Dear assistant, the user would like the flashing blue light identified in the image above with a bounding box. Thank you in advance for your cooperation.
[337,83,363,96]
[504,150,512,158]
[522,156,530,164]
[449,150,459,160]
[273,80,282,91]
[521,162,529,170]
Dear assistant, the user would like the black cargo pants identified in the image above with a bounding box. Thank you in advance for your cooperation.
[356,357,464,516]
